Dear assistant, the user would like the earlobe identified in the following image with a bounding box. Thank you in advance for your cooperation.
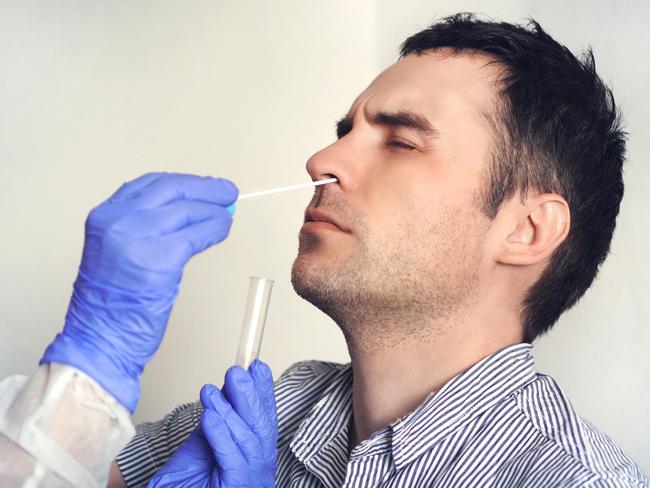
[498,194,570,266]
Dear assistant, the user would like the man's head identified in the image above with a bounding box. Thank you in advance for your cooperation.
[291,13,625,346]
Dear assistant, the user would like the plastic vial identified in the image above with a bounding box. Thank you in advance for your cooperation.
[235,276,274,369]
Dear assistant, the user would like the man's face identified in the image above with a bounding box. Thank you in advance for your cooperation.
[291,50,500,342]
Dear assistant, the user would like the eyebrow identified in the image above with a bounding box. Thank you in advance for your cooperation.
[336,110,440,139]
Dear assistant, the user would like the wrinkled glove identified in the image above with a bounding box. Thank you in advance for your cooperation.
[148,359,278,488]
[40,172,238,412]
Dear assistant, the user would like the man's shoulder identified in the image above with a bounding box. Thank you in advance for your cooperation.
[507,373,648,486]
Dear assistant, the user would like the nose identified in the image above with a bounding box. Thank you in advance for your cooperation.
[305,137,362,193]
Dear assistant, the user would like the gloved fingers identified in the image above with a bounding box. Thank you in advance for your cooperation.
[111,200,234,236]
[201,384,266,469]
[108,172,166,202]
[162,209,233,262]
[129,174,238,209]
[249,360,278,428]
[201,408,252,487]
[222,366,276,456]
[145,430,211,488]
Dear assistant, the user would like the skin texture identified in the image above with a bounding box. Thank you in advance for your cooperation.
[291,49,570,450]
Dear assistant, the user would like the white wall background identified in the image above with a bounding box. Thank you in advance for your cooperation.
[1,0,647,475]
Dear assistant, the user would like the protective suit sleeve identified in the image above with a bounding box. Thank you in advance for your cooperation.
[0,363,135,487]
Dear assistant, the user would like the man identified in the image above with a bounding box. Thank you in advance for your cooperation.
[112,14,647,487]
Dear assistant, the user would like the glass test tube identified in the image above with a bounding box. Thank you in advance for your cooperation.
[235,276,274,369]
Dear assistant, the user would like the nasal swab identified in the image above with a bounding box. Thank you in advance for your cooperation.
[238,177,338,200]
[226,177,337,215]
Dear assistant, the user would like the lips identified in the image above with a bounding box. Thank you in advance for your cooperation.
[304,208,348,233]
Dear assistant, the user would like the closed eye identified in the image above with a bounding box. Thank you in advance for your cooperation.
[387,140,416,151]
[336,115,418,151]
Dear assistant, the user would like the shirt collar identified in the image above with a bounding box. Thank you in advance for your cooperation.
[289,364,354,466]
[390,343,537,470]
[290,343,536,473]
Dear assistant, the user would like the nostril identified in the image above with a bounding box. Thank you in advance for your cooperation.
[316,175,339,195]
[319,173,339,188]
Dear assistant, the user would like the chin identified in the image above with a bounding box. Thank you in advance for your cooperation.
[290,231,368,322]
[291,250,335,304]
[291,252,318,293]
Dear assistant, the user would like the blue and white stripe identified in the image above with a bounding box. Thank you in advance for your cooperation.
[117,344,647,487]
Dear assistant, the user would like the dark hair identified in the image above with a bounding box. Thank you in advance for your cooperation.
[401,13,626,342]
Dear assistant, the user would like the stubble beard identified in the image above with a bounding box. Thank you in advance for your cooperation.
[291,200,486,353]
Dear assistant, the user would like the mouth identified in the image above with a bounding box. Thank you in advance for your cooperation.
[303,208,348,233]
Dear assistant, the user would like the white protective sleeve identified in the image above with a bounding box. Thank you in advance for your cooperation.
[0,363,135,487]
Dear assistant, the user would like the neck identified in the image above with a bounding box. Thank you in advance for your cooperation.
[345,306,522,452]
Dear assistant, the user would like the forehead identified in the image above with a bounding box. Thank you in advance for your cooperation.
[349,49,503,126]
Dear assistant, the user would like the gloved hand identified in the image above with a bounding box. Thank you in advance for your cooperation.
[40,172,238,412]
[147,359,278,488]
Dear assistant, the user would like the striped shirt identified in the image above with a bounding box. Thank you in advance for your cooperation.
[116,343,647,487]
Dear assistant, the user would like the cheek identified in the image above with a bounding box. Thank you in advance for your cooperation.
[360,161,436,212]
[375,194,487,263]
[355,157,485,242]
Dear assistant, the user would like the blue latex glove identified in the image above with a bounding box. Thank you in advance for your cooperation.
[147,359,278,488]
[40,172,238,412]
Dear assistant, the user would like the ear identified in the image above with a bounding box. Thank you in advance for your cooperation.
[497,193,570,266]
